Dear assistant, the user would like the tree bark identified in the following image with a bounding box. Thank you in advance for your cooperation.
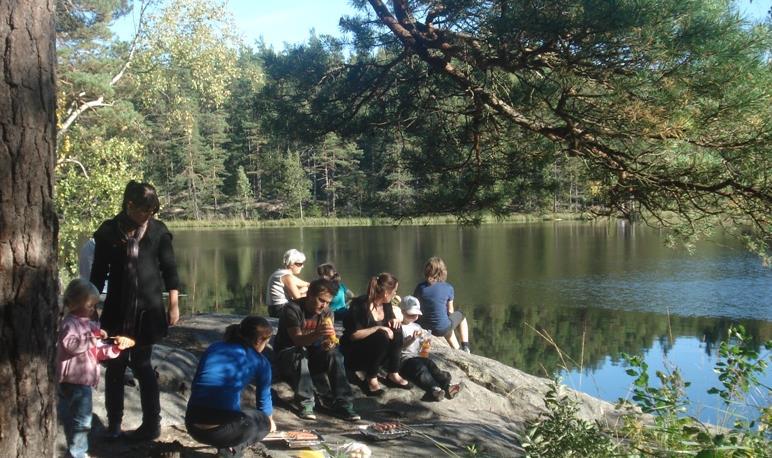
[0,1,59,457]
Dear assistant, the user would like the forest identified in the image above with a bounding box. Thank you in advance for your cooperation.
[56,0,771,273]
[1,1,769,455]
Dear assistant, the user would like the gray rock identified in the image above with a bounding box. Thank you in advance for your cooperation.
[57,314,627,457]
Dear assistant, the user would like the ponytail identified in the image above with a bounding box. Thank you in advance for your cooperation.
[366,272,398,305]
[317,262,341,283]
[224,316,273,348]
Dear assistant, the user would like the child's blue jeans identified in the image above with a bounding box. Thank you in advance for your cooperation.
[58,383,92,458]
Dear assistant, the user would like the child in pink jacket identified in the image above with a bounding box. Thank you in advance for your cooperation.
[56,279,133,458]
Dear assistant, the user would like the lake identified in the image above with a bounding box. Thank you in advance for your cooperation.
[172,221,771,424]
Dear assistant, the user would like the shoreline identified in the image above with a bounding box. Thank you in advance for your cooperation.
[162,212,596,230]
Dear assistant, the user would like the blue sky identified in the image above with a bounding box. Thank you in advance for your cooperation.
[113,0,360,49]
[228,0,359,48]
[114,0,769,50]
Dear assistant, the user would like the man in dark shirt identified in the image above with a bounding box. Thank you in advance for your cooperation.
[275,279,360,422]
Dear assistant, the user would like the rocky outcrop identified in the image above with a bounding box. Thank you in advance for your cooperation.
[59,314,626,457]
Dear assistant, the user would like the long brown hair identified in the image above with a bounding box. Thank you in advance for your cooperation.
[366,272,398,305]
[424,256,448,283]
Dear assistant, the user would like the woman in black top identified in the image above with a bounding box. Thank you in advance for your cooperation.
[90,180,180,441]
[342,273,410,395]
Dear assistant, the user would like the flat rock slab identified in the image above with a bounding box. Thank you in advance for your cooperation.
[57,313,624,457]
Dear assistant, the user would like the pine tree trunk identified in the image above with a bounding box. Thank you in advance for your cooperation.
[0,1,59,456]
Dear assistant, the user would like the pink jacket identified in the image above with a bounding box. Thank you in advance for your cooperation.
[56,314,121,387]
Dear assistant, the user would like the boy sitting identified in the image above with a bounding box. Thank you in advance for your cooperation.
[398,296,462,401]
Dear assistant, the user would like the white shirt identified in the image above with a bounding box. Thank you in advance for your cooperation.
[401,322,426,359]
[266,269,291,306]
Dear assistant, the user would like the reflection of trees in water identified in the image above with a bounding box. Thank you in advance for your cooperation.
[176,238,267,315]
[173,236,770,373]
[467,303,772,377]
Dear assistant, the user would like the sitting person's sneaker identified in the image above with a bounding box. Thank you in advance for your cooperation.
[430,386,445,401]
[334,402,361,422]
[460,342,471,353]
[298,403,317,420]
[446,383,462,399]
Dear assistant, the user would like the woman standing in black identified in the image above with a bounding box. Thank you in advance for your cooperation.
[90,180,180,441]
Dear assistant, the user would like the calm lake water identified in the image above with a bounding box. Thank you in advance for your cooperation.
[172,222,771,424]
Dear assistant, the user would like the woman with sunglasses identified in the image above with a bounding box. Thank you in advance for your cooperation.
[266,249,310,317]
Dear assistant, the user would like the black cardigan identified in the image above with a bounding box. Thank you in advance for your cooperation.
[341,294,396,346]
[90,215,180,345]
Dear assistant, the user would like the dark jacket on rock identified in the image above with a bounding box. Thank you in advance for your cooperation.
[90,215,180,345]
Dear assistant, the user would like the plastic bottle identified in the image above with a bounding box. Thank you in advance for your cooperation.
[419,334,431,357]
[321,316,339,351]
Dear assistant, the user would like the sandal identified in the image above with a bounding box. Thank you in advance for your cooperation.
[446,383,462,399]
[364,385,385,397]
[384,377,413,390]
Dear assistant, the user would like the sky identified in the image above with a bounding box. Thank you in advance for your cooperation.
[114,0,770,50]
[113,0,361,49]
[228,0,359,48]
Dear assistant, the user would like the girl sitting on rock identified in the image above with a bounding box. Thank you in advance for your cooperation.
[413,256,471,352]
[342,273,411,396]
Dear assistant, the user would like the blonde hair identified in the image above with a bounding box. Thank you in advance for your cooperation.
[63,278,100,311]
[283,249,306,267]
[423,257,447,283]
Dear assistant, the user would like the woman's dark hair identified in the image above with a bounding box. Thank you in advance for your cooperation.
[366,272,398,305]
[307,278,339,299]
[122,180,160,214]
[317,263,341,283]
[224,315,273,348]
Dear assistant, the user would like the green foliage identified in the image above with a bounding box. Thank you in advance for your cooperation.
[56,136,142,275]
[618,327,772,457]
[622,354,691,417]
[519,327,770,458]
[334,0,772,255]
[277,152,312,218]
[134,0,240,109]
[709,325,770,405]
[522,381,615,457]
[234,166,254,219]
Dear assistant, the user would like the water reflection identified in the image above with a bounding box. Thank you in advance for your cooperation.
[171,222,771,421]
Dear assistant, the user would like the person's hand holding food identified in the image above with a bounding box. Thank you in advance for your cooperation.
[114,336,136,350]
